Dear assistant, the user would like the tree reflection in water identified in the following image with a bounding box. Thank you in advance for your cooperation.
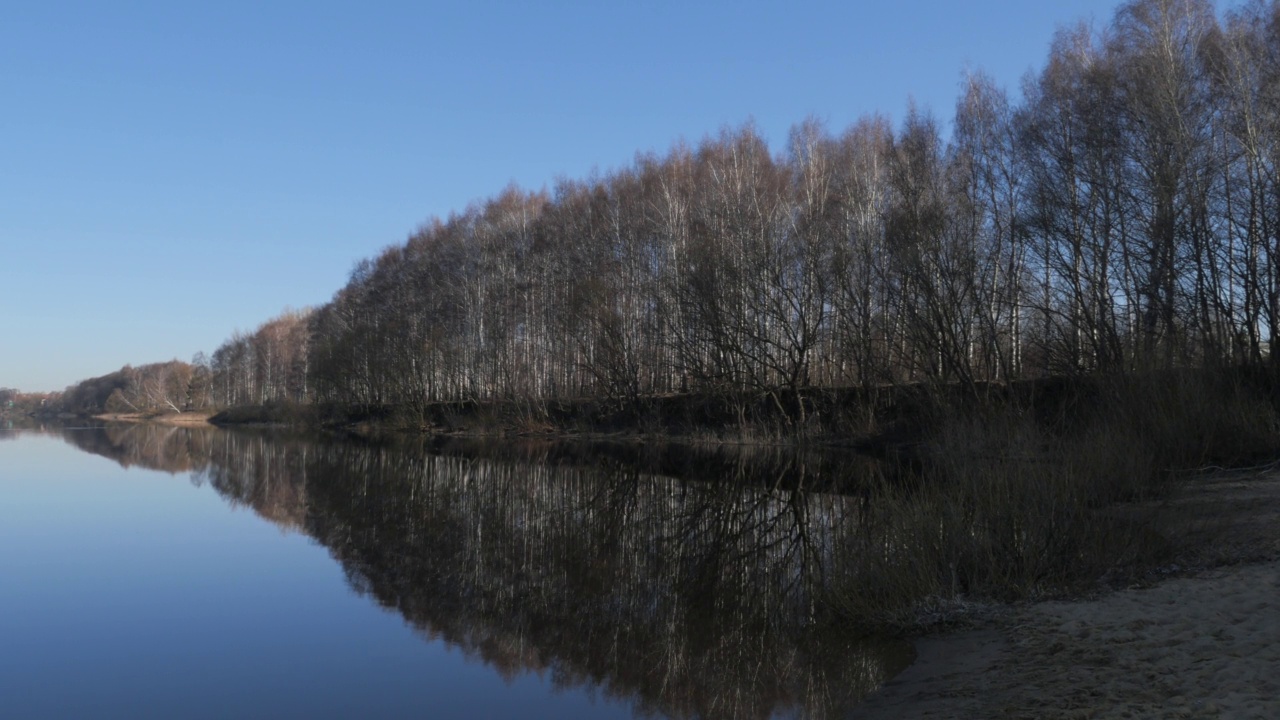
[60,424,912,719]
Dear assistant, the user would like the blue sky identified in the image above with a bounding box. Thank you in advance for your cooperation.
[2,0,1140,392]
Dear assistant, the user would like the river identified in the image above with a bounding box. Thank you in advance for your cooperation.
[0,422,910,719]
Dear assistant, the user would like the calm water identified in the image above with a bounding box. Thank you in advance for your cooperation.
[0,422,910,719]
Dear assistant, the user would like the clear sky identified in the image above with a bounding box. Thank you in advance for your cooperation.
[2,0,1146,392]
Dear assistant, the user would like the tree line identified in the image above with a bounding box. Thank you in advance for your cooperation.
[53,360,212,416]
[42,306,312,416]
[55,0,1280,424]
[0,388,56,417]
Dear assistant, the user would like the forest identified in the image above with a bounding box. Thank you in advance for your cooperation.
[48,0,1280,439]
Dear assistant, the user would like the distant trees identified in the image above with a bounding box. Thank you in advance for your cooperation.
[59,304,316,417]
[57,359,209,416]
[0,387,52,414]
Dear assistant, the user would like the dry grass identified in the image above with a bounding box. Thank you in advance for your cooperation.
[828,368,1280,633]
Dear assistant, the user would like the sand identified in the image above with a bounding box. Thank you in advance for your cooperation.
[93,412,213,427]
[856,470,1280,719]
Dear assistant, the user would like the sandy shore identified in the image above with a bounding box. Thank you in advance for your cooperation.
[93,412,213,427]
[856,469,1280,719]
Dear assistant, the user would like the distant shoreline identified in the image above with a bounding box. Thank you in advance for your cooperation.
[92,411,213,427]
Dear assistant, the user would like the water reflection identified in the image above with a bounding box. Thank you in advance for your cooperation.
[59,424,910,719]
[1,414,52,437]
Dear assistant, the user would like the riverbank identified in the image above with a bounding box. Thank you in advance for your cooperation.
[856,467,1280,719]
[208,367,1280,451]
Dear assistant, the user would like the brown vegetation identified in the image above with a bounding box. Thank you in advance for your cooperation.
[51,360,211,417]
[0,388,55,417]
[828,366,1280,631]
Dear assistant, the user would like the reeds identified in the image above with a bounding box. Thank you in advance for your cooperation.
[828,367,1280,632]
